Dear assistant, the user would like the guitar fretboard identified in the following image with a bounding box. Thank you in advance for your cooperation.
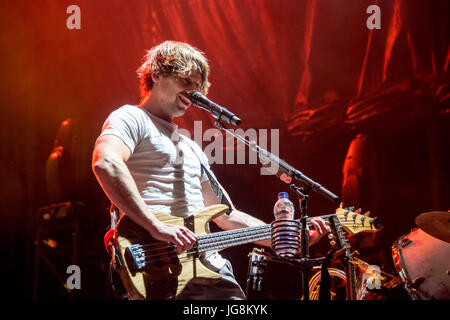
[196,224,272,252]
[194,213,340,253]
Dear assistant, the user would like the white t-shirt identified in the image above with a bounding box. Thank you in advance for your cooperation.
[99,105,226,269]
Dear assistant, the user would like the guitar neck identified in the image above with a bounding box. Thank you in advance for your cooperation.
[195,215,324,253]
[196,224,272,252]
[195,214,336,253]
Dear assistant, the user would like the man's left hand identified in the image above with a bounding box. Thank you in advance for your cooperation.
[308,217,331,246]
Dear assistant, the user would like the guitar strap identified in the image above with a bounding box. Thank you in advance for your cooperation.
[105,204,129,299]
[179,135,233,215]
[200,162,233,215]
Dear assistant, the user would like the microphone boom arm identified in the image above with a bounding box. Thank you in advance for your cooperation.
[214,121,340,203]
[190,92,241,126]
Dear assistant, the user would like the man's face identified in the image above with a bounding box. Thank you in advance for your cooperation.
[152,70,202,119]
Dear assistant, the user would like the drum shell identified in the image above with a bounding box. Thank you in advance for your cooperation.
[392,228,450,300]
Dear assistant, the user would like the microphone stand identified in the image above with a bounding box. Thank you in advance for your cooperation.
[214,120,339,300]
[289,184,324,301]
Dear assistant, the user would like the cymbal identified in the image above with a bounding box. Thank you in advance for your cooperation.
[415,211,450,243]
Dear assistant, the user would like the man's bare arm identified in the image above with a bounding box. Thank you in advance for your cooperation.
[92,134,197,252]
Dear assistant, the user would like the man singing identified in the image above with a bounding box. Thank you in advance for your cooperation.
[92,41,329,299]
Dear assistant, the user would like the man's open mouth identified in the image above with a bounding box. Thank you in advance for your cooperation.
[179,94,191,107]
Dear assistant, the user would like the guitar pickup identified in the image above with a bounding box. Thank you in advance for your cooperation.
[126,244,147,272]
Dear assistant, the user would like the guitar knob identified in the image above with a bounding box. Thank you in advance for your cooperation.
[330,240,336,247]
[328,233,334,239]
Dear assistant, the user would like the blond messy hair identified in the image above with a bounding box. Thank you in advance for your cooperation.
[137,41,211,97]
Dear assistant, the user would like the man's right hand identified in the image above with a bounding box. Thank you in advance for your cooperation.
[150,221,198,253]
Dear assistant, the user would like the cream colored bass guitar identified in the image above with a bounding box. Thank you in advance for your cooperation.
[113,204,381,299]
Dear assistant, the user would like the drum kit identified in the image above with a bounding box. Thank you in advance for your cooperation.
[246,210,450,300]
[392,211,450,300]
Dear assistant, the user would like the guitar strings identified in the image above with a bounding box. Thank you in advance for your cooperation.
[138,232,274,262]
[131,217,374,253]
[128,219,376,265]
[129,212,374,251]
[135,216,372,252]
[134,219,374,266]
[135,224,272,250]
[126,214,377,267]
[137,231,273,263]
[133,214,374,253]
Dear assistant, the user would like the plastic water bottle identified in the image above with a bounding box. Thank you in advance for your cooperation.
[271,192,300,258]
[273,192,295,219]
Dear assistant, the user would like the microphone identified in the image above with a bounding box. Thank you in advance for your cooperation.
[189,91,241,126]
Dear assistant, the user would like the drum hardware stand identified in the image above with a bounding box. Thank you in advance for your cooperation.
[246,247,325,299]
[401,278,431,300]
[32,201,82,299]
[246,248,270,293]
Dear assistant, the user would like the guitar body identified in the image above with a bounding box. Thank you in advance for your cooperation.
[114,204,230,300]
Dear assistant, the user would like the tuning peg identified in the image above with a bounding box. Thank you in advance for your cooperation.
[360,215,366,225]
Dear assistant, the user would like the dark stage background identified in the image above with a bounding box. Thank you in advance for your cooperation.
[0,0,448,299]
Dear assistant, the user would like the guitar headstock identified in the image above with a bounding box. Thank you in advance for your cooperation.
[334,207,382,235]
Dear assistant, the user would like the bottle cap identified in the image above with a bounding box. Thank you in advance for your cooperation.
[278,192,289,199]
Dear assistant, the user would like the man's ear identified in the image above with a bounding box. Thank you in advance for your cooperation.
[151,73,159,83]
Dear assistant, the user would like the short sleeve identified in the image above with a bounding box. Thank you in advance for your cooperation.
[98,106,146,154]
